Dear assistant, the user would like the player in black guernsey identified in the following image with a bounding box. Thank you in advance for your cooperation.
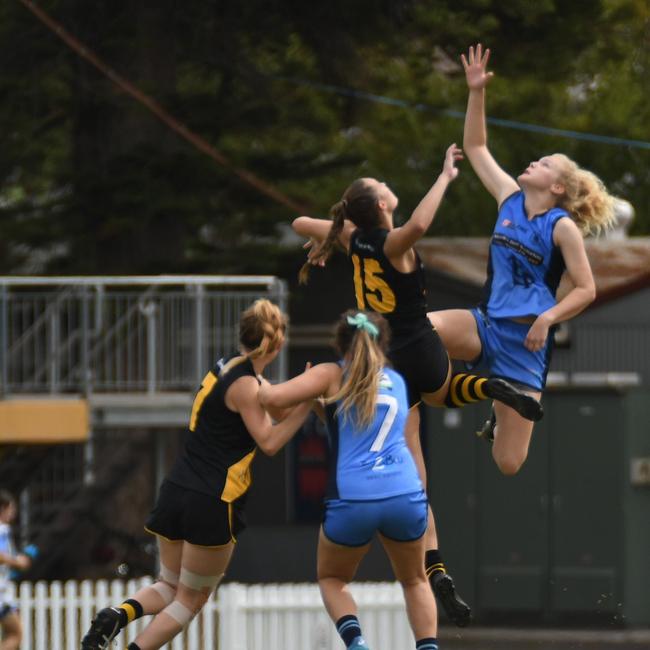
[81,299,311,650]
[293,144,542,628]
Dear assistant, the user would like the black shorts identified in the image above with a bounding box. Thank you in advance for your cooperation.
[388,325,449,408]
[145,479,246,546]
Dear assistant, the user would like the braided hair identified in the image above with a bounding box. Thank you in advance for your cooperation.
[220,299,287,375]
[299,178,382,284]
[239,298,287,359]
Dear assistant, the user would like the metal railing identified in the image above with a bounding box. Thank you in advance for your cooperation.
[0,276,288,395]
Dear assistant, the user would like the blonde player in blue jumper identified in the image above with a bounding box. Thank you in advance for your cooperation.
[428,44,617,475]
[260,310,438,650]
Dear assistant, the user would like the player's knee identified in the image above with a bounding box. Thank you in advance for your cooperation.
[164,599,200,627]
[493,451,526,476]
[179,567,224,598]
[397,574,427,589]
[171,588,211,619]
[420,394,445,408]
[2,630,21,649]
[186,589,211,612]
[318,572,350,585]
[152,579,177,605]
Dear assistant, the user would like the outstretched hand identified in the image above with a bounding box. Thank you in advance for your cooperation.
[303,237,327,267]
[461,43,494,90]
[442,143,463,181]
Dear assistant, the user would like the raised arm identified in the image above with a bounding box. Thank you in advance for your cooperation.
[227,376,312,456]
[382,143,462,258]
[461,44,519,205]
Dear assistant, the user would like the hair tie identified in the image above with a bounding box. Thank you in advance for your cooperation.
[346,313,379,338]
[341,199,348,209]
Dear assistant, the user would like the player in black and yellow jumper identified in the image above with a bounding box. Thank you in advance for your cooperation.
[293,144,542,628]
[81,299,311,650]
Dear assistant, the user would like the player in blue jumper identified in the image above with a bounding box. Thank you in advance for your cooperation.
[428,44,617,475]
[260,310,439,650]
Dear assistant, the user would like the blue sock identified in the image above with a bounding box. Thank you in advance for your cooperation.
[336,615,362,647]
[416,638,438,650]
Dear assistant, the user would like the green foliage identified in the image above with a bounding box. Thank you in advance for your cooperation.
[0,0,649,274]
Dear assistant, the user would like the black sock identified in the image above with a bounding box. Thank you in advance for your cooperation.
[118,598,144,628]
[444,373,489,408]
[425,549,446,580]
[416,637,438,650]
[336,614,362,647]
[127,644,141,650]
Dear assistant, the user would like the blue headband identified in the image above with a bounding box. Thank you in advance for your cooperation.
[346,312,379,338]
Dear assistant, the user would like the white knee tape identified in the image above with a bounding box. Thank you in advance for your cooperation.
[159,563,179,586]
[151,581,176,605]
[180,568,224,592]
[164,600,195,626]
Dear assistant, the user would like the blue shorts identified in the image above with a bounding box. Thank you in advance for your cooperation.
[468,308,552,391]
[323,491,428,547]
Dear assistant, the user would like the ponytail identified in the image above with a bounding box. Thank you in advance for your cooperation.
[298,200,348,285]
[298,178,382,284]
[326,311,390,428]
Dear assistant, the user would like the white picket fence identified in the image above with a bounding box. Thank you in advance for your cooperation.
[6,580,413,650]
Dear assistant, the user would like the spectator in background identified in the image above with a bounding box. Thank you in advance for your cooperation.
[0,490,34,650]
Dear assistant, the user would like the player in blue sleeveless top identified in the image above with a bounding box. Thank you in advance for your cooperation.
[259,310,438,650]
[81,300,312,650]
[428,44,617,475]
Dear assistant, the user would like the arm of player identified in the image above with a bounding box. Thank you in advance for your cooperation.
[383,143,462,258]
[524,218,596,352]
[228,376,313,456]
[292,216,356,261]
[461,44,519,206]
[259,363,339,410]
[257,375,291,422]
[0,551,31,571]
[257,363,315,421]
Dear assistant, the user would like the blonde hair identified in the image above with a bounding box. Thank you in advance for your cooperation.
[553,154,617,235]
[220,299,287,375]
[325,310,390,429]
[299,179,382,284]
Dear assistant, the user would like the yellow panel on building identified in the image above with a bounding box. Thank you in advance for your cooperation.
[0,398,89,444]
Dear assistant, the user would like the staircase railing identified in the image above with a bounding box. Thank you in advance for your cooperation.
[0,275,288,395]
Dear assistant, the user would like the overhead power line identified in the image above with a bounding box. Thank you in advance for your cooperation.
[273,76,650,151]
[19,0,308,214]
